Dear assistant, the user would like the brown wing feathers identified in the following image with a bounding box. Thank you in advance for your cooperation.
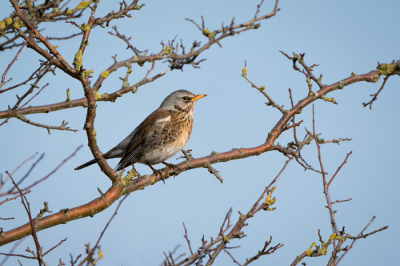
[114,109,171,171]
[114,139,145,171]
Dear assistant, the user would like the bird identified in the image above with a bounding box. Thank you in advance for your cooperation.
[74,90,206,178]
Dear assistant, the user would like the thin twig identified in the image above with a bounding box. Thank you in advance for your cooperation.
[8,153,45,193]
[6,173,43,265]
[327,151,352,187]
[335,217,374,265]
[42,238,67,257]
[363,76,389,109]
[312,105,338,235]
[0,33,30,90]
[330,198,352,205]
[1,152,38,191]
[0,83,49,127]
[224,250,242,266]
[183,223,193,255]
[77,194,129,266]
[288,88,299,144]
[0,239,25,266]
[0,191,31,206]
[250,158,291,213]
[8,146,82,195]
[243,73,285,114]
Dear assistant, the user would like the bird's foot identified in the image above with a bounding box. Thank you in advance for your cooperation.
[153,169,164,184]
[127,169,139,178]
[146,163,165,184]
[131,164,140,177]
[162,162,178,171]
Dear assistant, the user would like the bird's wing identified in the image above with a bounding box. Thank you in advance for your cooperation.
[115,109,171,171]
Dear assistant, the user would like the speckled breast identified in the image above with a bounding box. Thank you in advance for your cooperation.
[137,111,193,164]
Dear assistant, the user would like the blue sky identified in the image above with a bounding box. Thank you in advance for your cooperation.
[1,0,399,265]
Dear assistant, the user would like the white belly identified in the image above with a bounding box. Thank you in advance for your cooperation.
[136,135,189,165]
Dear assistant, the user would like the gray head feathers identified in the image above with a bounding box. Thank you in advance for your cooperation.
[159,90,197,111]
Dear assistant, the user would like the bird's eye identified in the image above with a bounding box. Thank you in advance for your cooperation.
[182,96,189,101]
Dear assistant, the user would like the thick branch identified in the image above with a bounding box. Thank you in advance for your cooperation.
[0,186,123,246]
[0,63,386,246]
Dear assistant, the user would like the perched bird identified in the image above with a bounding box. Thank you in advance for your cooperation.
[75,90,206,176]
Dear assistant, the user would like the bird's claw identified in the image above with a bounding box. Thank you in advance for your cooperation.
[153,169,165,184]
[146,163,165,184]
[162,162,178,175]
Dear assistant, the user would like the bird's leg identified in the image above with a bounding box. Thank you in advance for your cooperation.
[146,163,165,184]
[162,162,175,168]
[121,162,128,172]
[130,161,140,176]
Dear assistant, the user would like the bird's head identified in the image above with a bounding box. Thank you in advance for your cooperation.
[159,90,206,112]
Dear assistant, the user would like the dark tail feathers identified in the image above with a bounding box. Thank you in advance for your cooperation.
[74,159,97,170]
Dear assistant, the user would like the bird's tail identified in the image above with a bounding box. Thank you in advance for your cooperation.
[74,159,97,170]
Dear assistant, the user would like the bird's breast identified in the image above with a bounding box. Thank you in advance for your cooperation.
[137,112,193,164]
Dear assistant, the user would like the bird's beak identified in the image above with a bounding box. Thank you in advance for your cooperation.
[192,94,207,101]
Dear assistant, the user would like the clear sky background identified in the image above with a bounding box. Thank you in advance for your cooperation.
[1,0,399,265]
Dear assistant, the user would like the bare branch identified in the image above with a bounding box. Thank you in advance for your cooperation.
[330,198,352,205]
[183,223,193,255]
[77,194,129,266]
[5,173,43,265]
[42,238,67,257]
[312,105,338,235]
[0,190,31,206]
[0,239,24,266]
[242,65,286,114]
[0,33,30,90]
[224,250,241,266]
[327,152,352,187]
